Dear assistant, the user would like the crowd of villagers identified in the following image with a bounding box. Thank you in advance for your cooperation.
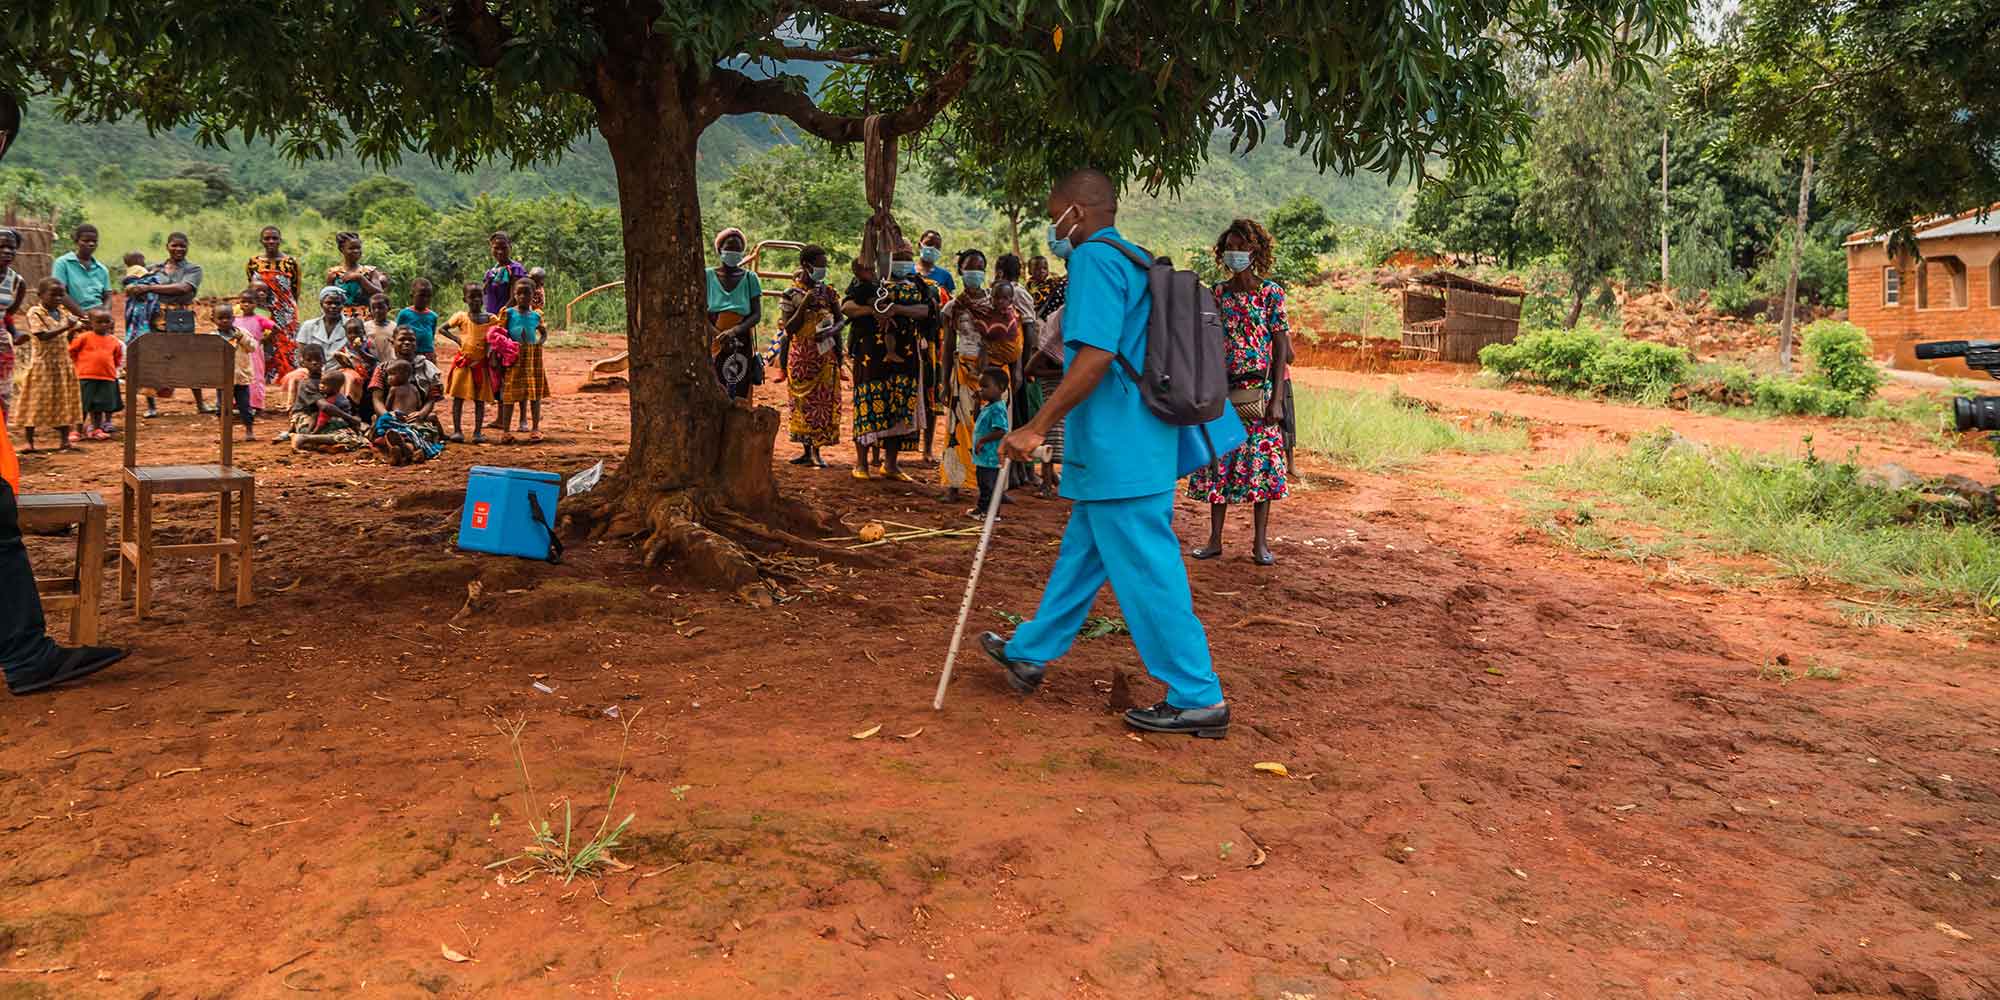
[5,211,1298,558]
[1,225,554,466]
[709,218,1296,559]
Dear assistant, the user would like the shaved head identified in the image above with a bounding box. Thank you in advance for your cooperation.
[1053,168,1117,208]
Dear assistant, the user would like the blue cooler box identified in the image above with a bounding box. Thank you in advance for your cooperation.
[458,466,563,560]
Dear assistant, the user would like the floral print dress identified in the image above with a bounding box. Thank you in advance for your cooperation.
[1186,281,1290,505]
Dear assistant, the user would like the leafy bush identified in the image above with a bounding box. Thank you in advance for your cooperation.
[1750,376,1860,417]
[1481,325,1693,402]
[132,178,209,217]
[1803,319,1882,400]
[0,167,86,222]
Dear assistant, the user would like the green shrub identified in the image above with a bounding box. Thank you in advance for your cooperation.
[1751,376,1860,417]
[1803,319,1882,400]
[1583,339,1693,401]
[132,178,209,218]
[1480,323,1690,400]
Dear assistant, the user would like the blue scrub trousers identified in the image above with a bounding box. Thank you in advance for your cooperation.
[1005,490,1224,708]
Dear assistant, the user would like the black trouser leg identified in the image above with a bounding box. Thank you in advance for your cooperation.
[0,480,58,683]
[975,465,999,512]
[234,385,254,432]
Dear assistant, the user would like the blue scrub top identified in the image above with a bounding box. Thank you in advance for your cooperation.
[1058,226,1176,501]
[923,263,957,295]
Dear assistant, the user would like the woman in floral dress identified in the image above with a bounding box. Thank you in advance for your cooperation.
[245,226,303,377]
[776,245,841,467]
[1186,219,1292,566]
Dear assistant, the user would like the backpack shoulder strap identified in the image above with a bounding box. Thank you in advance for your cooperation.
[1079,236,1155,271]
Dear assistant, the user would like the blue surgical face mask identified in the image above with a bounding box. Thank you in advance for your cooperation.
[891,259,918,278]
[1047,204,1080,260]
[920,245,942,264]
[809,266,828,283]
[1221,250,1253,273]
[719,249,744,268]
[961,270,987,290]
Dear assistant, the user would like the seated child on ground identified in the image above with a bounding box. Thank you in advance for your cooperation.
[368,360,445,466]
[330,316,378,411]
[284,345,328,440]
[293,370,368,453]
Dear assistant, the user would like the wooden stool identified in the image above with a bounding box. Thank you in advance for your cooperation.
[18,491,107,645]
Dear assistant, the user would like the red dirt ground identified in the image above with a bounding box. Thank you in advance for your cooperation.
[3,338,1999,999]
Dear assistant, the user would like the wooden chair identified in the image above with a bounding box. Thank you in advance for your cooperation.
[118,334,255,618]
[18,491,107,644]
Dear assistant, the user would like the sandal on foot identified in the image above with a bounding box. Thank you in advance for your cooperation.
[529,431,544,443]
[448,432,466,443]
[851,466,874,480]
[1190,545,1223,560]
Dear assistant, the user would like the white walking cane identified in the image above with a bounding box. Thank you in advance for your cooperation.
[934,457,1011,710]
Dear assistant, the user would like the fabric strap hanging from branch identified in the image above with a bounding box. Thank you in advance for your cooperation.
[859,114,904,278]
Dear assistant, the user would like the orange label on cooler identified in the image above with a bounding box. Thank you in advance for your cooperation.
[471,501,490,530]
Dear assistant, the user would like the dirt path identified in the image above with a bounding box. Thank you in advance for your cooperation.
[1294,366,2000,482]
[3,340,1998,999]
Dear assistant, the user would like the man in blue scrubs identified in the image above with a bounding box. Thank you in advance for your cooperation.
[978,169,1228,738]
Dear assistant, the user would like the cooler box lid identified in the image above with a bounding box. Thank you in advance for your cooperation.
[468,465,564,484]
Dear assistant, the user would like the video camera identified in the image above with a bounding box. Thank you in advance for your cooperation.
[1913,340,2000,431]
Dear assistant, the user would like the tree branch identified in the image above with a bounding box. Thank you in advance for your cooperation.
[441,0,510,68]
[705,53,973,141]
[762,43,883,65]
[798,0,906,31]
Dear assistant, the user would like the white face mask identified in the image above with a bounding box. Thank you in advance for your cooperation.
[1222,250,1253,273]
[719,249,745,268]
[961,270,987,290]
[891,260,918,278]
[809,266,828,283]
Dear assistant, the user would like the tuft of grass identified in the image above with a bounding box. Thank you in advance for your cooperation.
[1535,432,2000,613]
[487,710,641,884]
[1294,386,1529,471]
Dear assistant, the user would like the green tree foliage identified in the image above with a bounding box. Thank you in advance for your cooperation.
[1404,146,1547,267]
[715,144,870,263]
[1689,0,2000,241]
[0,166,84,222]
[1479,323,1692,401]
[1519,69,1657,327]
[335,176,419,229]
[131,178,208,218]
[1265,195,1334,286]
[173,161,236,205]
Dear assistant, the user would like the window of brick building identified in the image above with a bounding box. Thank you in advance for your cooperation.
[1884,266,1900,306]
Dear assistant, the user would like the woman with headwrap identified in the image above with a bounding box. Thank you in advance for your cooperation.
[707,227,763,402]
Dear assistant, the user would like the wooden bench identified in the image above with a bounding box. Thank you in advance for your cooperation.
[17,491,107,645]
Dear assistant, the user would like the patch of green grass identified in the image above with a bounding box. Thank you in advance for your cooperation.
[1535,433,2000,613]
[1294,386,1530,471]
[1292,281,1401,342]
[82,192,338,276]
[546,332,596,349]
[487,711,640,885]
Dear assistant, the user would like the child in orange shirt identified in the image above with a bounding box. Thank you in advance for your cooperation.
[67,309,124,439]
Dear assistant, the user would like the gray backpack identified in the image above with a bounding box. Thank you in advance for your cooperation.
[1082,238,1229,427]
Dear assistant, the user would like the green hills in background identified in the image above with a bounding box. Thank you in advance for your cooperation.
[9,100,1411,255]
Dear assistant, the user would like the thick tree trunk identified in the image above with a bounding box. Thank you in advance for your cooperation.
[566,74,843,588]
[1008,207,1022,258]
[1778,152,1814,373]
[1566,281,1587,329]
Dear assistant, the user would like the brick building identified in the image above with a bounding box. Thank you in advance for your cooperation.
[1844,204,2000,377]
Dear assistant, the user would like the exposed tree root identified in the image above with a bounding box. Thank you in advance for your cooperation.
[559,403,872,591]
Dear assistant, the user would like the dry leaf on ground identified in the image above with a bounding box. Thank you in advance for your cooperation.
[851,724,882,740]
[1253,762,1290,777]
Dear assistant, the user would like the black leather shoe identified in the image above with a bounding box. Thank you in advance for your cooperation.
[1124,700,1230,739]
[7,645,125,696]
[978,631,1045,694]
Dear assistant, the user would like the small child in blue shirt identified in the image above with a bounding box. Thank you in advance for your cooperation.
[395,277,448,361]
[971,366,1011,517]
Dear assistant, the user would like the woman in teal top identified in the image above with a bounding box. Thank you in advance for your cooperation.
[707,227,763,400]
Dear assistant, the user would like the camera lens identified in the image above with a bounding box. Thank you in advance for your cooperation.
[1953,395,2000,432]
